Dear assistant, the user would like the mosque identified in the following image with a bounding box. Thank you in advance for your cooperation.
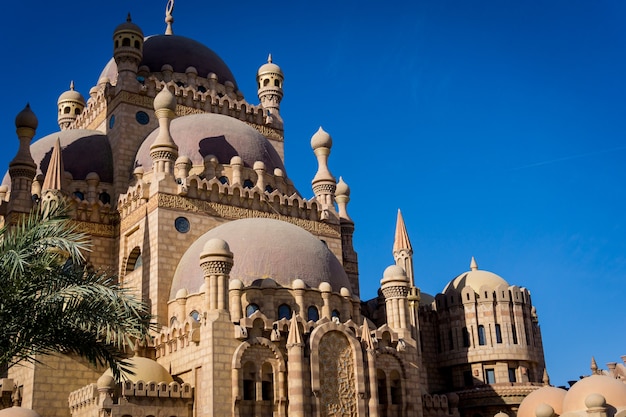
[0,3,624,417]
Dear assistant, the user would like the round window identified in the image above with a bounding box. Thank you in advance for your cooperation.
[135,111,149,125]
[174,217,190,233]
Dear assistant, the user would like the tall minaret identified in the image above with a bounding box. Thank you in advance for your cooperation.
[393,209,414,286]
[336,177,359,295]
[8,104,38,214]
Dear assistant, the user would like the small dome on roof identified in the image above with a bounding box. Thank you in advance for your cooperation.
[114,13,143,36]
[562,374,626,412]
[518,386,567,417]
[0,407,41,417]
[101,356,173,383]
[336,177,350,196]
[15,104,38,130]
[443,258,508,295]
[154,88,177,111]
[58,81,85,105]
[170,218,352,298]
[258,54,283,76]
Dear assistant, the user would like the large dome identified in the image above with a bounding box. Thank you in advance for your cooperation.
[517,386,567,417]
[135,113,286,173]
[562,374,626,412]
[2,129,113,186]
[99,34,237,88]
[101,356,173,383]
[170,218,352,298]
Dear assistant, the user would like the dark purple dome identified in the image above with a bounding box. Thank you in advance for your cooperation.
[99,34,237,88]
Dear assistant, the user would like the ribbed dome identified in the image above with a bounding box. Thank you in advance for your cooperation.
[443,269,509,294]
[135,113,286,173]
[517,386,567,417]
[101,356,173,383]
[170,218,351,298]
[99,34,237,88]
[2,129,113,187]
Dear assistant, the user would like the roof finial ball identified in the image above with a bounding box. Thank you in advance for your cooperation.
[165,0,175,35]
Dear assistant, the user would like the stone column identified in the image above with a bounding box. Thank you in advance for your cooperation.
[199,238,234,314]
[286,314,305,417]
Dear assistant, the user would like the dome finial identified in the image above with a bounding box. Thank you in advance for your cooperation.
[165,0,175,35]
[267,53,272,63]
[542,368,550,386]
[69,80,75,91]
[470,256,478,271]
[126,12,132,23]
[591,356,598,373]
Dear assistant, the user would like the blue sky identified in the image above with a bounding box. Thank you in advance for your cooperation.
[2,1,625,387]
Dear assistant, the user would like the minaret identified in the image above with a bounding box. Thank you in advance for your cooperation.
[112,13,144,90]
[8,104,38,214]
[310,127,337,222]
[150,88,179,193]
[257,54,284,128]
[336,177,359,295]
[393,209,414,286]
[57,81,86,130]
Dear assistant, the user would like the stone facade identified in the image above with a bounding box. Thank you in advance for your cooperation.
[1,3,550,417]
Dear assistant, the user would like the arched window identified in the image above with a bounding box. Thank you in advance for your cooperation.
[246,304,260,317]
[377,369,387,405]
[242,362,255,400]
[495,324,502,343]
[126,247,142,273]
[219,176,229,184]
[74,108,81,115]
[73,191,84,200]
[511,324,518,344]
[189,310,200,322]
[390,371,402,405]
[263,79,269,86]
[99,191,111,205]
[243,179,254,189]
[64,107,71,114]
[274,79,280,87]
[277,304,291,320]
[462,327,470,347]
[122,37,130,47]
[448,329,454,350]
[331,309,340,320]
[134,40,140,49]
[478,325,486,346]
[261,363,273,401]
[307,306,319,322]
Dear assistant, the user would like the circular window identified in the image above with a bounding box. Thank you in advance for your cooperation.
[109,114,115,129]
[174,217,190,233]
[135,111,149,125]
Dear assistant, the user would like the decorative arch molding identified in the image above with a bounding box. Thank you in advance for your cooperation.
[376,347,408,380]
[232,336,286,372]
[309,321,366,416]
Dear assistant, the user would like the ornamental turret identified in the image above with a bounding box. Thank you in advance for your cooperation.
[257,54,284,127]
[112,13,144,89]
[57,81,85,130]
[8,104,38,213]
[310,127,337,222]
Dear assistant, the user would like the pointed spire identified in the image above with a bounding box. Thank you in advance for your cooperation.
[542,368,550,386]
[267,53,273,64]
[393,209,412,253]
[360,318,376,351]
[165,0,175,35]
[470,256,478,271]
[286,313,303,348]
[42,138,65,192]
[591,356,598,374]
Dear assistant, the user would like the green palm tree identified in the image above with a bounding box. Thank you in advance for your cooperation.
[0,204,151,381]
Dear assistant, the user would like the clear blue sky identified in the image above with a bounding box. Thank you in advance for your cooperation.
[2,1,625,387]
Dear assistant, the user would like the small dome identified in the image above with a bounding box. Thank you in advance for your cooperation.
[175,288,188,299]
[383,264,406,279]
[229,278,244,290]
[319,282,332,292]
[584,393,606,409]
[201,238,232,256]
[292,278,306,289]
[534,404,554,417]
[114,13,143,36]
[563,374,626,412]
[101,356,173,383]
[136,113,286,174]
[258,54,283,76]
[494,412,509,417]
[310,127,332,149]
[154,88,177,111]
[58,82,86,105]
[170,218,351,298]
[443,261,509,295]
[97,374,116,389]
[517,386,567,417]
[15,104,38,130]
[340,287,351,297]
[336,177,350,197]
[0,407,42,417]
